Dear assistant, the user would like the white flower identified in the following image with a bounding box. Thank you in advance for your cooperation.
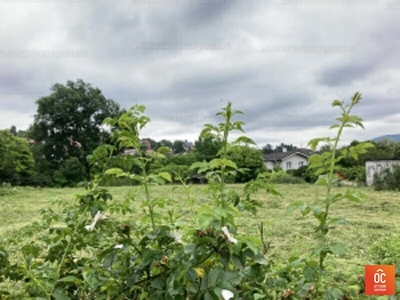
[170,230,183,244]
[84,211,103,231]
[221,226,238,244]
[114,244,124,249]
[221,289,234,300]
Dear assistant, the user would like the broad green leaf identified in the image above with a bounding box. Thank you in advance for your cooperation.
[332,100,343,107]
[150,277,164,290]
[323,288,344,300]
[209,158,222,169]
[328,243,346,256]
[52,291,71,300]
[157,172,172,182]
[104,168,124,175]
[312,245,326,256]
[232,254,244,269]
[221,270,241,285]
[315,176,327,185]
[300,203,311,216]
[58,276,78,283]
[328,217,348,225]
[344,190,365,202]
[208,268,222,286]
[220,158,238,170]
[198,214,214,228]
[204,292,214,300]
[286,201,303,213]
[233,135,256,145]
[103,252,118,269]
[304,265,319,282]
[308,137,330,151]
[241,236,262,254]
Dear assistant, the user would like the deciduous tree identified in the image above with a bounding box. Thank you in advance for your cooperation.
[226,145,266,182]
[29,79,121,183]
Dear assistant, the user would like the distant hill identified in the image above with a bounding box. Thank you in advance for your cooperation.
[372,134,400,142]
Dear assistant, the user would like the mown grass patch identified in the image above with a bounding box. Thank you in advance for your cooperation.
[1,184,398,261]
[1,183,399,298]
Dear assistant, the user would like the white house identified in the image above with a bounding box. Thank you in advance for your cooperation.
[263,148,312,171]
[365,160,400,186]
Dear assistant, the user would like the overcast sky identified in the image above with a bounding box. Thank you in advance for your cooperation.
[1,0,399,148]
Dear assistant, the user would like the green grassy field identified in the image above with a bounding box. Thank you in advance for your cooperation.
[1,183,399,298]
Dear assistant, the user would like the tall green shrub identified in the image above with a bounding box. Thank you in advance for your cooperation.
[288,92,375,297]
[373,164,400,190]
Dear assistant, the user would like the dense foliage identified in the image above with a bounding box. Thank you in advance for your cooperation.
[0,129,35,185]
[28,79,121,186]
[373,164,400,191]
[225,146,266,183]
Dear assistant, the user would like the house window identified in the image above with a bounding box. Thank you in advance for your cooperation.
[286,162,292,170]
[298,161,304,167]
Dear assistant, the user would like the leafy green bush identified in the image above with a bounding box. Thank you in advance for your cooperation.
[288,92,376,298]
[373,165,400,191]
[0,182,18,197]
[225,146,266,183]
[0,129,35,186]
[168,151,197,166]
[62,157,87,186]
[370,234,400,267]
[52,157,86,187]
[159,163,191,183]
[270,170,305,184]
[338,166,366,183]
[291,165,318,183]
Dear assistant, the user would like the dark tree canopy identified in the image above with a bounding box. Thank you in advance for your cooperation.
[29,79,121,182]
[262,142,297,154]
[226,145,266,182]
[194,136,223,162]
[172,140,186,154]
[262,143,274,154]
[10,125,17,136]
[160,139,173,148]
[275,143,297,153]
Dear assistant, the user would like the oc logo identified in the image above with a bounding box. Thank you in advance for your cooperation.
[374,269,386,284]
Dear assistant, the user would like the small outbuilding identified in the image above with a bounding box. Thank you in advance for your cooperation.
[365,159,400,186]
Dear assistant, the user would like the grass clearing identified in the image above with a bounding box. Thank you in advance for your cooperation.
[1,183,399,297]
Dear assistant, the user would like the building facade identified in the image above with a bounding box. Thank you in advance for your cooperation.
[365,160,400,186]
